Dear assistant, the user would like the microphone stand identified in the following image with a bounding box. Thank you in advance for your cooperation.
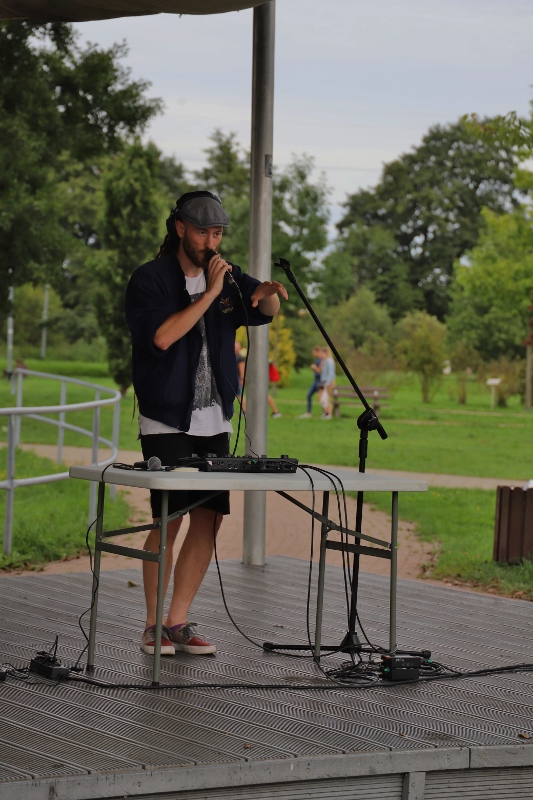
[275,258,388,653]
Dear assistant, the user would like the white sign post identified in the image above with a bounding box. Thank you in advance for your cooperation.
[486,377,501,410]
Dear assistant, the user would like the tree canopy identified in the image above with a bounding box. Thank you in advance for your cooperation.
[95,142,163,393]
[0,21,161,313]
[320,119,521,321]
[447,207,533,362]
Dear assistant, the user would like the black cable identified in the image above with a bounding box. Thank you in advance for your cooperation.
[71,462,115,671]
[43,661,533,691]
[212,509,321,660]
[214,276,258,460]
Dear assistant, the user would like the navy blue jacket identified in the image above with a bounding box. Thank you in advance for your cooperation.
[125,251,272,432]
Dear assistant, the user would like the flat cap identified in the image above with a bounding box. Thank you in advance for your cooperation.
[178,195,230,228]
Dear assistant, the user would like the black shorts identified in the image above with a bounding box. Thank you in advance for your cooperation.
[140,432,231,518]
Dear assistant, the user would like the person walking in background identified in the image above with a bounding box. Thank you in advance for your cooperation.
[237,354,282,418]
[268,361,282,418]
[318,346,336,419]
[299,345,323,418]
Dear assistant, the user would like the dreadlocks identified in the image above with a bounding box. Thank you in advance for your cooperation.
[156,207,180,258]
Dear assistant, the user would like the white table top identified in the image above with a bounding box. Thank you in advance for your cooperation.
[69,464,427,493]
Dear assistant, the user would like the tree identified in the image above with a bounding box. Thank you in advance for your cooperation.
[396,311,447,402]
[191,131,330,288]
[329,119,520,320]
[448,207,533,362]
[94,142,163,394]
[326,286,393,359]
[319,224,414,319]
[0,21,161,314]
[271,155,330,293]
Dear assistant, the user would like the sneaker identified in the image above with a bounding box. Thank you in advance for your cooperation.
[271,412,282,419]
[165,622,216,655]
[321,414,332,420]
[299,413,312,419]
[141,625,175,656]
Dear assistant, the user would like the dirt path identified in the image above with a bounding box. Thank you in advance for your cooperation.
[7,443,518,592]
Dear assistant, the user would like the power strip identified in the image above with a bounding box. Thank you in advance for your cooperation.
[30,653,70,680]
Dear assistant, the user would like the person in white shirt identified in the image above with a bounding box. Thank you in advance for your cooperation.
[318,346,336,419]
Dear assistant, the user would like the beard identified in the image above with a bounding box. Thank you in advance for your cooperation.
[182,233,206,270]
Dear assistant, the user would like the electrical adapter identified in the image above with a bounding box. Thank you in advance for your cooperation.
[30,653,69,680]
[0,667,7,682]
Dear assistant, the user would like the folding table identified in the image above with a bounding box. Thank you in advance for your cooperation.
[69,464,427,684]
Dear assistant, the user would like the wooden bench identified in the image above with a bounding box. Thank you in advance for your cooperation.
[332,386,388,417]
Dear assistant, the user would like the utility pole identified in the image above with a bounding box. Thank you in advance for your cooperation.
[242,1,275,566]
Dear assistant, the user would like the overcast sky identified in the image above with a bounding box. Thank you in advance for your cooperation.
[74,0,533,226]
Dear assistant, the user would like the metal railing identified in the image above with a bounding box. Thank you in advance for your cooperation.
[1,368,121,557]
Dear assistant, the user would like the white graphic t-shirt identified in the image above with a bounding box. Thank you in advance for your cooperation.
[139,271,233,437]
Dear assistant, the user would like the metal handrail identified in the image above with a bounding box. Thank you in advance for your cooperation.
[1,368,121,557]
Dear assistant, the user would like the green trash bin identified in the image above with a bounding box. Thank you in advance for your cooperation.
[493,486,533,564]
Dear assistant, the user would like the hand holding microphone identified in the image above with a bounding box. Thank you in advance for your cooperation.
[205,248,235,286]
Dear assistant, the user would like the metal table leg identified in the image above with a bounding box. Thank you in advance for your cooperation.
[314,491,330,660]
[152,489,169,685]
[389,491,398,653]
[87,481,106,671]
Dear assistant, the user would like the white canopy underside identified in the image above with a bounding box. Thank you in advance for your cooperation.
[0,0,266,22]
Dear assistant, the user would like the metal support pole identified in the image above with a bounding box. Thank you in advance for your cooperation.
[109,400,120,500]
[314,491,330,659]
[389,492,399,653]
[87,481,106,671]
[14,371,23,446]
[153,491,169,686]
[89,391,100,525]
[3,415,16,556]
[6,284,14,378]
[243,0,276,567]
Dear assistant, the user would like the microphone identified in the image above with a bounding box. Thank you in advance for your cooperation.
[205,248,236,285]
[133,456,162,471]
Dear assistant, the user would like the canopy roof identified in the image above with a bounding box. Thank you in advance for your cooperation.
[0,0,264,22]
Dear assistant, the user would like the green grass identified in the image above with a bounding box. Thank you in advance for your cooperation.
[0,449,131,570]
[2,362,532,478]
[367,487,533,600]
[263,370,533,480]
[1,361,532,591]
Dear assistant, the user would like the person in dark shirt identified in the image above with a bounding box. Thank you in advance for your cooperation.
[299,345,323,418]
[126,190,287,657]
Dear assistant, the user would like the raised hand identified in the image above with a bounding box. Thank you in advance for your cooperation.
[251,280,288,308]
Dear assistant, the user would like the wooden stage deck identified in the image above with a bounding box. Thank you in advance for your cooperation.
[0,556,532,799]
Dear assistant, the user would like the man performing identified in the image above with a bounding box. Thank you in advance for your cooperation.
[125,190,287,657]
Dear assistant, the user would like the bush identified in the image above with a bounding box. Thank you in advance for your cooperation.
[396,311,447,402]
